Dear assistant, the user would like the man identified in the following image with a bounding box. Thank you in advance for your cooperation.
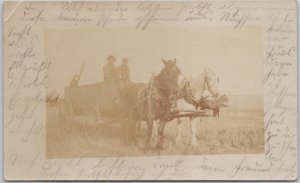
[102,55,119,111]
[69,74,79,87]
[103,55,117,82]
[117,58,131,89]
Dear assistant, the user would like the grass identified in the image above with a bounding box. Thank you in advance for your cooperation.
[46,95,264,158]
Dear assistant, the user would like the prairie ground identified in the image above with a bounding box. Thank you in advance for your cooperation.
[46,95,264,158]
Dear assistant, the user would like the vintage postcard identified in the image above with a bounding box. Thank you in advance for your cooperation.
[3,0,297,181]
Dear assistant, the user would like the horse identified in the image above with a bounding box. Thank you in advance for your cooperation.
[174,69,220,147]
[119,58,181,149]
[199,95,229,117]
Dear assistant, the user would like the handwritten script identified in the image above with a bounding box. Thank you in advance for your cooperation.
[3,1,297,181]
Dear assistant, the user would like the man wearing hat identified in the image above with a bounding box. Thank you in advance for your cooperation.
[69,74,79,87]
[103,55,118,82]
[117,58,131,89]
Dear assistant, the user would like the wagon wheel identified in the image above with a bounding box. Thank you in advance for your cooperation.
[80,105,100,141]
[58,97,74,132]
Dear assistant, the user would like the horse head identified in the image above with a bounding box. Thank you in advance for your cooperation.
[189,68,220,100]
[158,58,181,92]
[204,68,219,98]
[219,95,229,107]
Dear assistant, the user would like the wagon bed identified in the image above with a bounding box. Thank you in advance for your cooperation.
[64,81,119,117]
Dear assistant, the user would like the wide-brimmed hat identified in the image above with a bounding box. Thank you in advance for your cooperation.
[107,55,116,61]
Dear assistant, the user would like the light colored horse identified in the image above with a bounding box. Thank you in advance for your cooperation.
[175,69,220,147]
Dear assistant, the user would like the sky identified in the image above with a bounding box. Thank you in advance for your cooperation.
[45,26,263,95]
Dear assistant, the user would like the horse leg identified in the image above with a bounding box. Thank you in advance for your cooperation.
[190,117,198,147]
[151,120,159,148]
[175,118,184,145]
[123,118,131,145]
[156,121,166,149]
[128,119,134,145]
[135,120,142,137]
[136,120,141,131]
[131,120,138,145]
[145,120,153,148]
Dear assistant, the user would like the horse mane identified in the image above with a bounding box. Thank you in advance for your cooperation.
[154,68,171,97]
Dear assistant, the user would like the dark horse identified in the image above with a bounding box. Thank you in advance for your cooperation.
[119,58,181,149]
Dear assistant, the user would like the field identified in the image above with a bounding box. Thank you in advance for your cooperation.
[46,95,264,158]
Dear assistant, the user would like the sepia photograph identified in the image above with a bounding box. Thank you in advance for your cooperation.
[45,26,264,158]
[4,1,297,180]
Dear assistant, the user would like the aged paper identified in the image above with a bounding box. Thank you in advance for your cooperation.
[3,0,297,181]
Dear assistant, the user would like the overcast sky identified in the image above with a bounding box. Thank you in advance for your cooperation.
[45,26,263,96]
